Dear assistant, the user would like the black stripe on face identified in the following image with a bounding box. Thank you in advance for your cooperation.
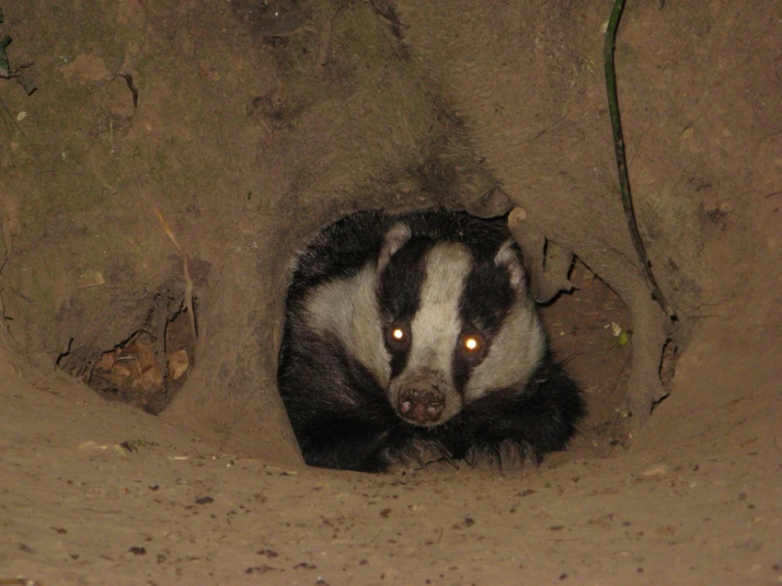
[461,259,515,335]
[452,255,517,391]
[377,237,430,379]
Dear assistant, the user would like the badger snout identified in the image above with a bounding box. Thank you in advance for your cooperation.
[391,369,462,427]
[398,387,445,424]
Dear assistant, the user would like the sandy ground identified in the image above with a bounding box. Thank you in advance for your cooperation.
[2,315,780,586]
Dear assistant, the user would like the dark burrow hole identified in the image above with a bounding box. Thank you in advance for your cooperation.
[275,206,637,472]
[538,259,634,461]
[57,287,198,415]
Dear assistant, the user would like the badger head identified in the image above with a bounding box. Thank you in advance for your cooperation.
[375,220,545,427]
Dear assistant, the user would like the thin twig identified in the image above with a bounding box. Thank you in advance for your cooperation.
[154,207,198,343]
[604,0,676,320]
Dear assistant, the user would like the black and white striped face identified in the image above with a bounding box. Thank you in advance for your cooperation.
[377,222,545,428]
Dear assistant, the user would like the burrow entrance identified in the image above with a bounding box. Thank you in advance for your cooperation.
[56,286,198,416]
[53,244,635,467]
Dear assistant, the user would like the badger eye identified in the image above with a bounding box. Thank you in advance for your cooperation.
[458,331,487,364]
[463,336,480,351]
[385,322,411,351]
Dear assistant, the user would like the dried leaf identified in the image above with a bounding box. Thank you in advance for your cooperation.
[79,269,106,288]
[167,348,189,380]
[94,352,115,372]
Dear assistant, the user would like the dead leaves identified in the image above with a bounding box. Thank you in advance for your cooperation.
[88,306,195,414]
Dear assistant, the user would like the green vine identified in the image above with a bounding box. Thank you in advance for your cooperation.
[604,0,675,320]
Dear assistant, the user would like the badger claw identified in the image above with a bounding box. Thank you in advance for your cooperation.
[465,439,538,472]
[383,439,458,473]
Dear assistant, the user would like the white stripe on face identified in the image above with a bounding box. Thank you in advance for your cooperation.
[464,296,545,402]
[303,263,391,387]
[404,243,473,381]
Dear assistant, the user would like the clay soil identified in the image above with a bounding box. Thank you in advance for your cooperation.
[1,1,781,585]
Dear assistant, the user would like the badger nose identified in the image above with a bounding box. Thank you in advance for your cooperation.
[398,387,445,424]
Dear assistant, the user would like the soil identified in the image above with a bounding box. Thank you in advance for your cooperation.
[2,315,780,585]
[1,1,781,584]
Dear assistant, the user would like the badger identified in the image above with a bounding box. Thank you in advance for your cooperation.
[277,208,585,473]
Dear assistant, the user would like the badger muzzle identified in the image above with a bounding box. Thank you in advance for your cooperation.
[390,369,462,427]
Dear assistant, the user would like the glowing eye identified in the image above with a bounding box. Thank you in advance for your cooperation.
[458,331,487,364]
[464,337,479,351]
[386,323,411,350]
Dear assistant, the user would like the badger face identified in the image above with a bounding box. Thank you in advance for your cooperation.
[376,222,545,428]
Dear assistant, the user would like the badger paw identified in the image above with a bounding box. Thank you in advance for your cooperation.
[464,439,539,472]
[383,439,457,473]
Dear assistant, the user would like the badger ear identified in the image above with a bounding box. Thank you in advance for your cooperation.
[378,222,412,273]
[494,239,527,295]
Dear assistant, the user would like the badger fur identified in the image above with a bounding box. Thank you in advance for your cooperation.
[277,208,585,473]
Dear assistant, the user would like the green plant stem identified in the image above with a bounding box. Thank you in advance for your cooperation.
[604,0,676,320]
